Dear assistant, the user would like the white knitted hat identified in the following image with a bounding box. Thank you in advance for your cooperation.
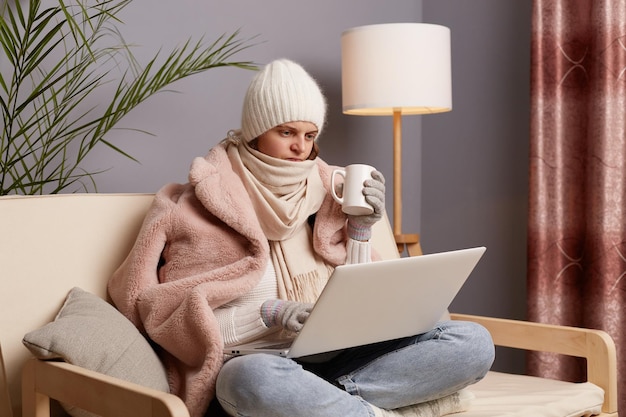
[241,59,327,142]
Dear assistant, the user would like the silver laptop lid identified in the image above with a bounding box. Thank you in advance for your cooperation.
[287,246,486,358]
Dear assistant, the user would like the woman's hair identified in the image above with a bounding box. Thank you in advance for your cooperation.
[309,142,320,160]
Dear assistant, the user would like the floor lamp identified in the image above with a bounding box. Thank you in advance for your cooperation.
[341,23,452,256]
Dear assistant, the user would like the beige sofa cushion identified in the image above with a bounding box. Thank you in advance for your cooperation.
[462,371,603,417]
[23,288,169,417]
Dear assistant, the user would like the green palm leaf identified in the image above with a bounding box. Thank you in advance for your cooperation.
[0,0,257,195]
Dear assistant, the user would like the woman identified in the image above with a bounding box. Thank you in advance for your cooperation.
[108,59,494,417]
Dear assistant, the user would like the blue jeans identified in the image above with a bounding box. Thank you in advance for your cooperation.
[216,320,494,417]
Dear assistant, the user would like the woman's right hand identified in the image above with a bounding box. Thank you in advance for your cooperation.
[261,299,314,333]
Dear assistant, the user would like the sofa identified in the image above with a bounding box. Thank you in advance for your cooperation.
[0,193,618,417]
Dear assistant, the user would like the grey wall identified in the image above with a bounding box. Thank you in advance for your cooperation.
[83,1,531,374]
[422,1,532,373]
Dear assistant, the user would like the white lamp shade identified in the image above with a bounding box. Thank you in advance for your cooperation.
[341,23,452,116]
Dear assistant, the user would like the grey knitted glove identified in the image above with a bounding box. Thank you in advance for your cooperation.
[261,299,314,333]
[347,169,385,241]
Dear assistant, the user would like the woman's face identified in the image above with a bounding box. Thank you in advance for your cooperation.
[256,121,318,161]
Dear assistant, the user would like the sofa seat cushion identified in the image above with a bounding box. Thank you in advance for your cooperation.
[461,371,604,417]
[22,287,169,417]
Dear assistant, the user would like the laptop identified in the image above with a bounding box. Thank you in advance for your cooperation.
[224,246,486,359]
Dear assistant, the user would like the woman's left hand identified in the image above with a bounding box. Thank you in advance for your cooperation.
[347,170,385,240]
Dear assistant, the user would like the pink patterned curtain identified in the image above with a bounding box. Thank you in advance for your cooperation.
[528,0,626,410]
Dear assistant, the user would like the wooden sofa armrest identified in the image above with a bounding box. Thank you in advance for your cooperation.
[450,313,618,415]
[22,359,189,417]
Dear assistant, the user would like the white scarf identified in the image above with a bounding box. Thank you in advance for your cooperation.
[227,138,333,302]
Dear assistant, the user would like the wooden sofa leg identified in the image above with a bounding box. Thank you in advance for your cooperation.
[22,359,50,417]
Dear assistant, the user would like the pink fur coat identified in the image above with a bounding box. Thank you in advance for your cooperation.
[108,143,350,417]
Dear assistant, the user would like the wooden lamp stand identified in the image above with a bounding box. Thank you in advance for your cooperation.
[392,110,422,257]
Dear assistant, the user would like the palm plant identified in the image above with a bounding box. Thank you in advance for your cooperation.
[0,0,256,195]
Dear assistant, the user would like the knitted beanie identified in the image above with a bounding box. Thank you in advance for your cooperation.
[241,59,327,142]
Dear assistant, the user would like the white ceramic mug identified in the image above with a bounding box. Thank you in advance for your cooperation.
[330,164,375,215]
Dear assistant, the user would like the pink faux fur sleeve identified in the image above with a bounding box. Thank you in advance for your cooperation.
[109,155,271,417]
